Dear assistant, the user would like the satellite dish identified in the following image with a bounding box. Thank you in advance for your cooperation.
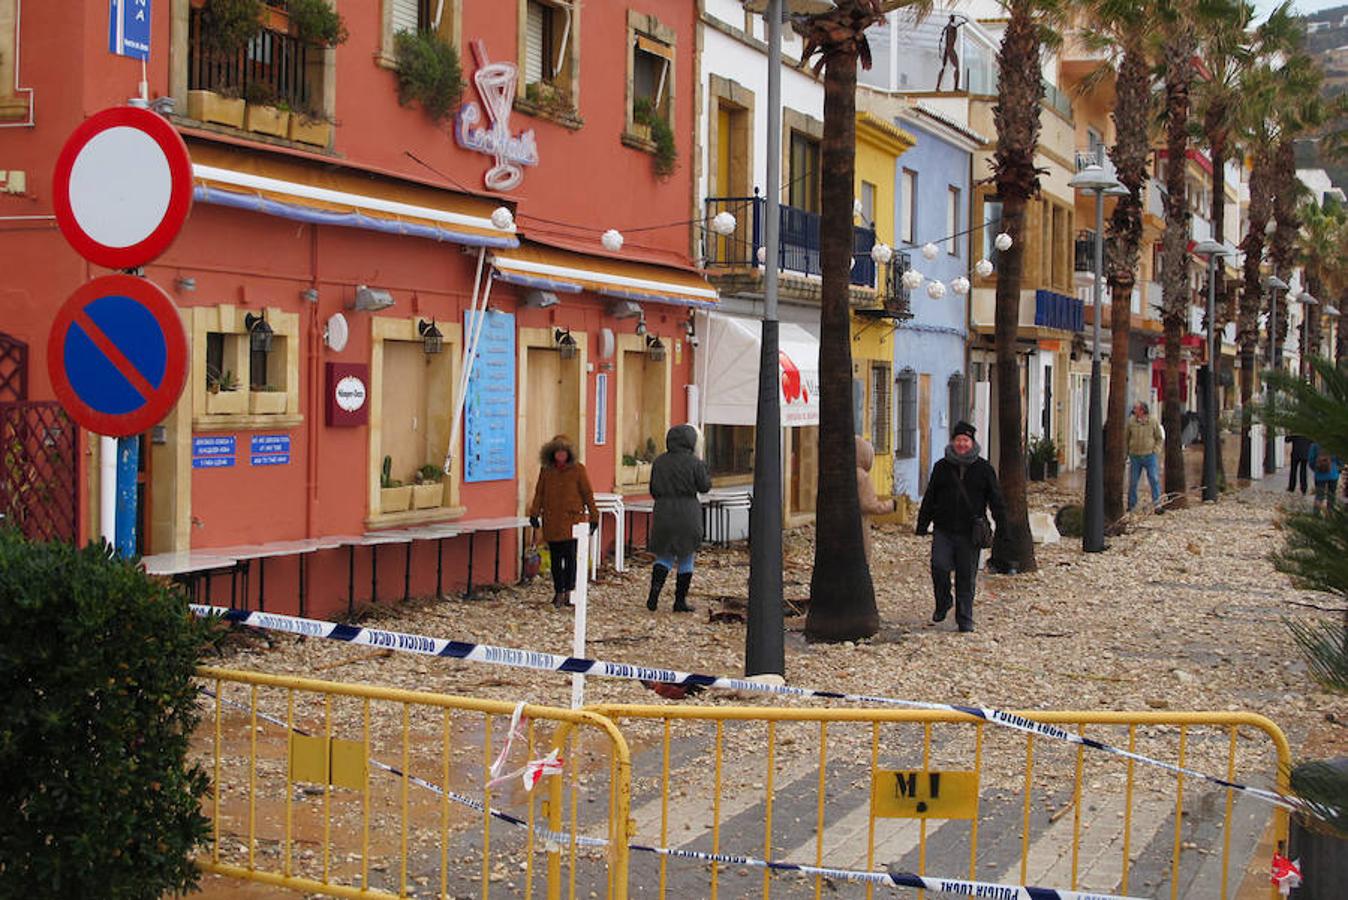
[598,327,615,361]
[324,312,349,352]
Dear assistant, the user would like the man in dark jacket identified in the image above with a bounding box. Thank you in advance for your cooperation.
[1287,433,1312,495]
[915,421,1006,633]
[646,424,712,612]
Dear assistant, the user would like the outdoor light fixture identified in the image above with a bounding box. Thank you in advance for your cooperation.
[901,268,924,291]
[1194,239,1229,503]
[302,287,320,303]
[244,313,273,353]
[174,276,196,292]
[646,334,666,362]
[601,229,624,252]
[635,317,648,337]
[524,289,560,309]
[554,328,577,359]
[950,276,971,296]
[922,242,939,261]
[418,319,444,355]
[870,242,893,265]
[994,232,1013,251]
[974,258,994,278]
[491,207,514,229]
[710,211,737,235]
[926,281,947,300]
[609,299,644,319]
[351,285,395,311]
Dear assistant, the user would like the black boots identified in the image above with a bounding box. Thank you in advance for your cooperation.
[672,572,694,613]
[646,564,669,611]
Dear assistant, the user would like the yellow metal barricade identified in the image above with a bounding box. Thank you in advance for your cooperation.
[584,704,1291,900]
[193,667,631,899]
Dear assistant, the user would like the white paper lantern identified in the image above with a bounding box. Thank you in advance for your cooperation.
[994,232,1013,252]
[870,242,893,265]
[710,211,736,235]
[950,276,971,296]
[601,229,624,252]
[756,246,767,264]
[974,258,994,278]
[853,198,864,219]
[922,242,939,260]
[901,268,924,290]
[927,281,947,300]
[490,207,514,230]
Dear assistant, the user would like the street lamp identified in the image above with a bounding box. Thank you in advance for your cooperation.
[1194,239,1229,502]
[741,0,834,677]
[1297,291,1318,380]
[1263,274,1288,475]
[1069,157,1121,552]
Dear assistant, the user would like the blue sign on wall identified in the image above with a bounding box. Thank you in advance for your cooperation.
[108,0,151,61]
[463,310,516,483]
[249,433,290,467]
[251,454,290,467]
[192,435,235,469]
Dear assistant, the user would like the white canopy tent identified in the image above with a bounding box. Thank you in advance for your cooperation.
[694,312,821,428]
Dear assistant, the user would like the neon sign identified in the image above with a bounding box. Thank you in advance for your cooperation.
[454,41,539,192]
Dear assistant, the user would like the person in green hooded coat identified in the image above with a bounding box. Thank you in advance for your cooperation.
[646,424,711,612]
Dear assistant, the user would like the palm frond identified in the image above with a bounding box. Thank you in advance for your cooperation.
[1288,760,1348,836]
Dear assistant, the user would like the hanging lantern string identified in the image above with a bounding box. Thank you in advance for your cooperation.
[854,211,1024,261]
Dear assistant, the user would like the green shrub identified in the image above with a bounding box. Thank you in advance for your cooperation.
[650,114,677,178]
[394,30,464,124]
[1027,434,1058,464]
[1054,504,1084,537]
[287,0,347,46]
[203,0,263,54]
[0,532,213,896]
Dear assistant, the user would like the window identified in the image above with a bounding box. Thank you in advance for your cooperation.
[860,180,876,228]
[626,12,677,141]
[948,372,966,429]
[193,305,299,425]
[1052,205,1069,287]
[982,197,1002,263]
[870,364,891,454]
[519,0,576,115]
[615,333,670,488]
[789,131,820,213]
[896,368,917,459]
[900,169,917,244]
[0,0,29,122]
[706,425,754,476]
[1086,126,1105,162]
[379,0,460,68]
[946,186,960,256]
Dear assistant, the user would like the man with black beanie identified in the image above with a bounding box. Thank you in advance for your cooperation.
[915,421,1006,632]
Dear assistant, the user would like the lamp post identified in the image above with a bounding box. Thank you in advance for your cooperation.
[740,0,834,677]
[1263,274,1288,475]
[1297,292,1318,380]
[1194,240,1228,502]
[1069,157,1121,553]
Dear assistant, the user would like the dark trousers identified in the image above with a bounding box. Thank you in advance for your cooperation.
[1288,458,1308,493]
[548,539,578,592]
[931,529,979,629]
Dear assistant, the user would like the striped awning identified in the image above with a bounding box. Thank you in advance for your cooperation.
[490,242,717,308]
[189,143,518,248]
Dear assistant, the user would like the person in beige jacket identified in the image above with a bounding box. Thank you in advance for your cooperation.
[1125,402,1164,513]
[855,438,896,565]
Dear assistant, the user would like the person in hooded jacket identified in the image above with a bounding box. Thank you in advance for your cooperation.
[646,424,712,612]
[1308,441,1341,515]
[855,437,896,566]
[528,435,599,607]
[915,421,1006,633]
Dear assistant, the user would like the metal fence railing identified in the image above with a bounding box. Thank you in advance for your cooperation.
[703,196,878,288]
[188,5,318,113]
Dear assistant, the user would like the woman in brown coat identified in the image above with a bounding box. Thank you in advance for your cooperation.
[528,435,599,607]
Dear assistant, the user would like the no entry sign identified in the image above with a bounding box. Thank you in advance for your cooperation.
[52,106,192,269]
[47,275,189,437]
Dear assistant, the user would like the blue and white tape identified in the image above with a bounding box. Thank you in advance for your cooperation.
[193,605,1296,814]
[201,686,1137,900]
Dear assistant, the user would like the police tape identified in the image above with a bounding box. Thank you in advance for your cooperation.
[192,604,1297,814]
[200,685,1137,900]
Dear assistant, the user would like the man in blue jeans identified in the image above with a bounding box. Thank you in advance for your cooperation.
[1126,402,1164,513]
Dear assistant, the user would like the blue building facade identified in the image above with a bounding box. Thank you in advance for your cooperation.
[888,107,981,497]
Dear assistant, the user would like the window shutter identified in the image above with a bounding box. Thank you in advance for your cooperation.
[524,2,545,84]
[391,0,419,35]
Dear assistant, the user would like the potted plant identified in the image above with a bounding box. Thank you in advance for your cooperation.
[1027,435,1058,482]
[379,455,412,513]
[411,463,444,509]
[287,105,332,146]
[619,453,639,486]
[201,0,264,54]
[206,367,246,415]
[248,384,287,415]
[631,97,654,141]
[650,114,677,178]
[187,84,246,128]
[635,437,658,484]
[243,83,289,137]
[393,29,463,125]
[286,0,346,46]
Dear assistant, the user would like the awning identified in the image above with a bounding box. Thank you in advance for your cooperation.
[189,143,518,248]
[491,242,718,308]
[696,312,819,427]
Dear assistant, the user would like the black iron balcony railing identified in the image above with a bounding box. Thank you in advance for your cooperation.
[880,250,913,320]
[703,195,877,288]
[188,3,318,113]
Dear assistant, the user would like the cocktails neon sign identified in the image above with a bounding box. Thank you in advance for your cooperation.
[454,41,540,192]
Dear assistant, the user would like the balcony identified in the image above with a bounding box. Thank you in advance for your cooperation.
[188,2,321,116]
[703,195,877,288]
[1035,290,1084,332]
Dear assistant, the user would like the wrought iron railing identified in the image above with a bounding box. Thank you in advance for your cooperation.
[188,5,318,114]
[703,195,878,288]
[880,250,913,319]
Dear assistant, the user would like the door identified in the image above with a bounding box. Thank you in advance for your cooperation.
[918,374,932,493]
[523,347,581,510]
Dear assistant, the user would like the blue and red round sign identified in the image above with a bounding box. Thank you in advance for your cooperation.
[47,275,189,438]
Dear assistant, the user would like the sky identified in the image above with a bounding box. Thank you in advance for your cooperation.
[1254,0,1345,18]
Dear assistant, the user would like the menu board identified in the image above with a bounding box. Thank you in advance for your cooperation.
[463,310,516,483]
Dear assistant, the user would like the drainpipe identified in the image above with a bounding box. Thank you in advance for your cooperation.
[306,224,320,538]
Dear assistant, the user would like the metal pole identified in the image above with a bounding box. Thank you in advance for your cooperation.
[1083,188,1105,551]
[1264,287,1278,474]
[1203,254,1218,502]
[746,0,785,677]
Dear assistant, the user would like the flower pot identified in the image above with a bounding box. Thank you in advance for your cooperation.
[380,485,412,514]
[288,116,331,147]
[412,482,443,509]
[630,122,652,142]
[206,390,247,416]
[187,90,245,129]
[618,464,639,486]
[245,103,289,138]
[636,461,652,484]
[1028,459,1046,482]
[1046,460,1060,480]
[248,390,287,415]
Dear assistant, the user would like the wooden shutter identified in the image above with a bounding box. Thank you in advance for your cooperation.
[391,0,419,34]
[524,2,545,84]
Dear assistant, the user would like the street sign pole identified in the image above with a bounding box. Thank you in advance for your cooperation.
[116,436,139,556]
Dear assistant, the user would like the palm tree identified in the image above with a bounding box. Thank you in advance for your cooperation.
[1298,202,1348,370]
[987,0,1061,574]
[797,0,894,642]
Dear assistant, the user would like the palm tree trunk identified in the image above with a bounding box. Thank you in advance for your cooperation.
[1237,150,1271,479]
[805,45,877,642]
[988,0,1040,573]
[1160,29,1194,506]
[1104,36,1149,524]
[1207,121,1228,485]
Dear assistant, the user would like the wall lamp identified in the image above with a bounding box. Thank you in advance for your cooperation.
[244,313,274,353]
[635,316,648,336]
[417,319,444,355]
[555,328,578,359]
[174,276,196,293]
[351,284,395,311]
[646,334,666,362]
